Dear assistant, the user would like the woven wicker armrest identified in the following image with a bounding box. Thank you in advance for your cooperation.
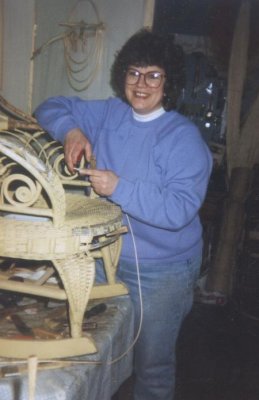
[0,130,65,225]
[0,129,94,226]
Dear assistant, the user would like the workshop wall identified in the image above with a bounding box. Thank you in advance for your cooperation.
[0,0,152,114]
[32,0,151,109]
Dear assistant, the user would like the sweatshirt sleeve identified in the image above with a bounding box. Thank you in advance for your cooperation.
[110,124,213,231]
[34,96,106,144]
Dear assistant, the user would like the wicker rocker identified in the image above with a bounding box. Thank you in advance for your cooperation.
[0,128,128,359]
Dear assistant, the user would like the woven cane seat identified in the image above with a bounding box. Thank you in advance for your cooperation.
[0,129,128,359]
[0,194,122,260]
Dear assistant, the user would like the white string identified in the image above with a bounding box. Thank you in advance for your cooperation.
[105,213,143,365]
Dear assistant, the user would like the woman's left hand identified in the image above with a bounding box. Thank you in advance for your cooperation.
[78,168,119,196]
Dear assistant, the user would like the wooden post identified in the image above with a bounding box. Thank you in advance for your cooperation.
[205,1,253,297]
[226,0,250,174]
[206,167,251,295]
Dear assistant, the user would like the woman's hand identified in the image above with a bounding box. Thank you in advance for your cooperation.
[78,168,119,196]
[64,128,92,173]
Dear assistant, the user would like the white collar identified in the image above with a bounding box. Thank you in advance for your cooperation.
[132,107,165,122]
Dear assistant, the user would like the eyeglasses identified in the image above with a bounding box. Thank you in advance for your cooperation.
[125,68,165,88]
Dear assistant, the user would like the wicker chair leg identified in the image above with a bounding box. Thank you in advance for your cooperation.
[53,254,95,338]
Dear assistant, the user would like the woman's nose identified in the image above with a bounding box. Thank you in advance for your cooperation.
[136,74,146,86]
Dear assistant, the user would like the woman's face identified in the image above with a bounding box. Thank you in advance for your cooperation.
[124,65,166,115]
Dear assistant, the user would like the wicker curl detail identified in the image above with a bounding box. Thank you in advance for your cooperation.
[1,173,42,207]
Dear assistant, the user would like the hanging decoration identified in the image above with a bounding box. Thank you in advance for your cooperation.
[32,0,105,92]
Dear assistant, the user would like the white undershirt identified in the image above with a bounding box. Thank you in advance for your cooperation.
[132,107,165,122]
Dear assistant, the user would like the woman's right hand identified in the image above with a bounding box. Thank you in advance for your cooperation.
[64,128,92,173]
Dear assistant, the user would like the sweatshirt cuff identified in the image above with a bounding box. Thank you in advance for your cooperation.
[109,177,135,207]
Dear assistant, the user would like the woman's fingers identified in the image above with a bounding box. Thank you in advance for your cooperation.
[64,129,92,172]
[77,168,119,196]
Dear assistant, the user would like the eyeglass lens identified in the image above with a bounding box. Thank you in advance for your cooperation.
[126,69,163,88]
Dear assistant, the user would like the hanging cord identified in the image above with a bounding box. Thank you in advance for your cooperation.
[63,0,104,91]
[31,0,105,92]
[63,25,104,92]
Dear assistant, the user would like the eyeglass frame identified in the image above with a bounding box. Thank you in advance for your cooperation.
[125,68,166,88]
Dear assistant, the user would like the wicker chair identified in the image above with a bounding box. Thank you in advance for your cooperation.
[0,129,128,359]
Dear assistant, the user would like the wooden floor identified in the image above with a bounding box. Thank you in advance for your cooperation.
[113,302,259,400]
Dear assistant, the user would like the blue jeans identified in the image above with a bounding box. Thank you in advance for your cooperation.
[116,256,201,400]
[95,256,201,400]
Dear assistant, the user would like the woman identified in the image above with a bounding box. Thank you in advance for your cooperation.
[35,29,212,400]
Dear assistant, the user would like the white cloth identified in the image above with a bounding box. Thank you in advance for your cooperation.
[0,296,134,400]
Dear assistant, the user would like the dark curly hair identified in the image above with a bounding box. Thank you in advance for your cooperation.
[110,29,185,111]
